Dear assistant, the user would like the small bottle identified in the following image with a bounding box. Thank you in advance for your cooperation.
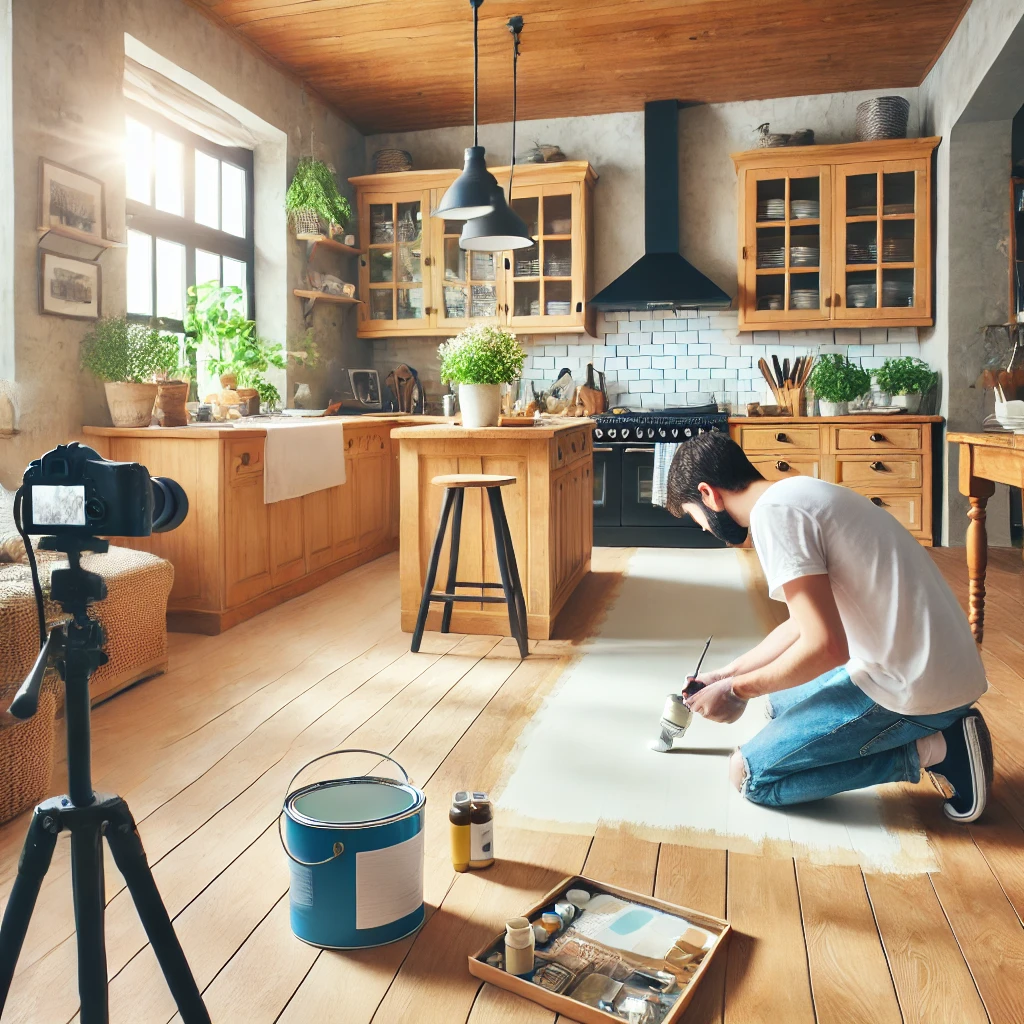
[449,791,472,872]
[469,791,495,869]
[504,917,535,976]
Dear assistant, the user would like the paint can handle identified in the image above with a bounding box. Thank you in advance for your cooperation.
[278,749,411,867]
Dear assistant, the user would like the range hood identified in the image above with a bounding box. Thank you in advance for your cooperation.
[590,100,732,311]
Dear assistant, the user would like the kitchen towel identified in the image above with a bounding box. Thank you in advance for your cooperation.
[651,442,681,508]
[261,419,347,503]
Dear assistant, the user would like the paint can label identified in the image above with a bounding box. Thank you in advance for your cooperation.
[470,820,493,861]
[289,863,314,907]
[355,830,424,930]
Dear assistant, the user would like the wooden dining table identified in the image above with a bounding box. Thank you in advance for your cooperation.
[948,430,1024,642]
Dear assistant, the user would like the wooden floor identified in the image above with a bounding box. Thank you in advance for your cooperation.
[1,546,1023,1023]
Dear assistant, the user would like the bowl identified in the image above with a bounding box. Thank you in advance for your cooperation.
[994,399,1024,429]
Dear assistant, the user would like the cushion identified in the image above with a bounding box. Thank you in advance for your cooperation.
[0,484,25,563]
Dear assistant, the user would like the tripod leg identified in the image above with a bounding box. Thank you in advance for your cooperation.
[71,822,109,1024]
[105,801,211,1024]
[0,806,59,1011]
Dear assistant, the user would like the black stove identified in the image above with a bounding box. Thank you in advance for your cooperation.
[591,408,729,548]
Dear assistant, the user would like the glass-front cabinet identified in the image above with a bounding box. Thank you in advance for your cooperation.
[352,163,595,337]
[733,138,938,332]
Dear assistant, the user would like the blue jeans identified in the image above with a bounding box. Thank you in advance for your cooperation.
[738,667,973,807]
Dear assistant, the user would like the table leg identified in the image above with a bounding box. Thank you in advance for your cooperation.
[966,494,989,643]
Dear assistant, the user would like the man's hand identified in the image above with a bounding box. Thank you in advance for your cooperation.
[685,677,747,724]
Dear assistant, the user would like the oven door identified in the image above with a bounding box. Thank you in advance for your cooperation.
[592,444,621,526]
[621,445,702,530]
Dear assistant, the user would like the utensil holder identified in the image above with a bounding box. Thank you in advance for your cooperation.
[785,386,805,417]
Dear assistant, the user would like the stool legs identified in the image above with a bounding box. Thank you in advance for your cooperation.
[440,488,465,634]
[411,487,456,653]
[486,487,529,658]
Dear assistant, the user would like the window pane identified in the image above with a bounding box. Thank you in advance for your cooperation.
[195,151,219,229]
[154,134,184,216]
[156,238,185,320]
[127,229,152,316]
[221,162,246,237]
[195,249,221,288]
[125,119,152,205]
[223,256,247,309]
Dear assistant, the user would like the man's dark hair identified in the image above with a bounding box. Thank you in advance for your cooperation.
[665,431,764,518]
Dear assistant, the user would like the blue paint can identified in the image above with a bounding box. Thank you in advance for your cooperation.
[279,749,426,949]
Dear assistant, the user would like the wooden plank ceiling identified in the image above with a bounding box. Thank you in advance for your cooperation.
[185,0,972,134]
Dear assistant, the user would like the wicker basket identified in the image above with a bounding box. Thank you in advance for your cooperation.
[855,96,910,141]
[755,123,791,148]
[373,149,413,173]
[291,208,325,237]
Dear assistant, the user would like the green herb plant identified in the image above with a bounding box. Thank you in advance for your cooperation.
[285,158,352,230]
[438,325,526,386]
[873,356,937,396]
[807,353,872,404]
[80,316,179,383]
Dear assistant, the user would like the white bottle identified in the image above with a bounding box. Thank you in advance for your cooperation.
[504,917,535,976]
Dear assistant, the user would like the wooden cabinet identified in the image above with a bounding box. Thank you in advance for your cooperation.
[350,162,597,337]
[732,138,939,331]
[730,414,941,545]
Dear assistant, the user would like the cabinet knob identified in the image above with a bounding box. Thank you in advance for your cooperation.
[834,293,842,308]
[775,432,789,443]
[557,447,563,461]
[423,256,433,266]
[571,441,577,453]
[776,460,790,472]
[869,432,886,443]
[869,460,887,472]
[824,295,832,308]
[871,496,886,507]
[240,452,250,466]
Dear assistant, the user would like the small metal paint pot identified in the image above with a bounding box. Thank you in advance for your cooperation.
[566,888,591,909]
[279,748,426,949]
[554,901,576,926]
[540,912,563,936]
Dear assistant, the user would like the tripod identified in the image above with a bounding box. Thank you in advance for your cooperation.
[0,537,210,1024]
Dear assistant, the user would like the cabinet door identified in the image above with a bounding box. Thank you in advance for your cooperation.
[505,183,584,331]
[431,205,505,330]
[740,165,832,325]
[268,497,306,588]
[354,448,391,548]
[224,475,271,606]
[832,159,930,322]
[358,189,431,334]
[303,488,334,572]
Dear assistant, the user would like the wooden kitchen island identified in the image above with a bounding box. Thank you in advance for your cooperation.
[392,420,594,640]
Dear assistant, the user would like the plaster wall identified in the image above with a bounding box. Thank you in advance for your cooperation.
[0,0,370,489]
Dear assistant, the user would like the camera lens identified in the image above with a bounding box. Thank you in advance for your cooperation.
[150,476,189,533]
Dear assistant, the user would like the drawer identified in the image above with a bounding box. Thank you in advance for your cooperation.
[836,455,921,489]
[737,424,820,453]
[856,490,923,532]
[228,438,264,481]
[832,425,922,452]
[552,429,589,469]
[750,456,820,481]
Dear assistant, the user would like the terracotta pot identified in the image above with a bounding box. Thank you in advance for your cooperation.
[104,382,158,428]
[219,372,238,390]
[155,381,189,427]
[458,383,502,428]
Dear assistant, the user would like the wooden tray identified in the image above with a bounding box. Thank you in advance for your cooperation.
[468,874,731,1024]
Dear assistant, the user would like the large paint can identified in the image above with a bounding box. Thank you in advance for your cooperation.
[279,748,426,949]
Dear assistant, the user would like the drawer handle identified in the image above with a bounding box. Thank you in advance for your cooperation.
[775,432,789,443]
[571,441,577,453]
[592,446,613,452]
[869,461,888,472]
[557,447,563,460]
[869,433,887,443]
[240,452,251,467]
[870,496,886,507]
[776,460,790,472]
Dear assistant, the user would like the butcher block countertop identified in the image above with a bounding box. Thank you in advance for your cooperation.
[391,417,594,440]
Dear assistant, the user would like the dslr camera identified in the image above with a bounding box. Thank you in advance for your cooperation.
[21,442,188,538]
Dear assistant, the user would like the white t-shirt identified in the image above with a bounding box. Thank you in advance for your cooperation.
[749,477,987,715]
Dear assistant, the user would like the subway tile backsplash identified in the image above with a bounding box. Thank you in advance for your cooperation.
[370,310,921,412]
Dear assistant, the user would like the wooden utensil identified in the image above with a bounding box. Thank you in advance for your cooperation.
[791,356,802,384]
[758,358,784,404]
[782,358,791,384]
[578,363,607,416]
[799,355,814,387]
[772,354,785,390]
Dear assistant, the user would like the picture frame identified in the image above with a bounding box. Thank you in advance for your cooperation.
[39,158,106,245]
[38,249,102,321]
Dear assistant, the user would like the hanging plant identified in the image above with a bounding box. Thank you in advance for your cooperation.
[285,158,352,234]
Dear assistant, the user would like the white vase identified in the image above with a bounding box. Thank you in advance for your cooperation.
[891,392,922,412]
[104,382,158,427]
[458,383,502,428]
[817,399,848,417]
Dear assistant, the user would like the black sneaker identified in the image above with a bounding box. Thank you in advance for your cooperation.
[926,710,994,823]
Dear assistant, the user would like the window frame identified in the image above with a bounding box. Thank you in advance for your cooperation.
[124,98,255,333]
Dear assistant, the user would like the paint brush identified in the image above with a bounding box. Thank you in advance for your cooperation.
[649,636,713,753]
[685,635,713,695]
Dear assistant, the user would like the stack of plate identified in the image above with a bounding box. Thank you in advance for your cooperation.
[547,218,572,234]
[528,299,541,315]
[790,245,820,267]
[883,202,914,215]
[847,242,878,263]
[791,199,820,219]
[444,287,466,318]
[882,279,914,306]
[757,295,784,311]
[515,256,540,276]
[847,282,878,308]
[544,257,573,276]
[756,247,785,268]
[882,238,914,262]
[757,198,786,221]
[546,301,571,316]
[847,205,877,218]
[790,288,820,309]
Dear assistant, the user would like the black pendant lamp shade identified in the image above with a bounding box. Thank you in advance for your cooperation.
[460,185,533,250]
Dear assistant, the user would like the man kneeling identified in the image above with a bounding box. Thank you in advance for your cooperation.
[666,431,992,822]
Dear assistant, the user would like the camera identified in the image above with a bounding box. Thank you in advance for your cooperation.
[21,442,188,537]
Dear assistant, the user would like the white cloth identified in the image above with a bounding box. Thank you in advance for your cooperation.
[651,443,682,508]
[261,420,346,504]
[749,477,987,716]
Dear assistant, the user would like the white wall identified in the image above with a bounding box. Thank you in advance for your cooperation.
[0,0,13,389]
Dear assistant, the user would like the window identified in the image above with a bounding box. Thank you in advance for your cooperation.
[124,100,254,334]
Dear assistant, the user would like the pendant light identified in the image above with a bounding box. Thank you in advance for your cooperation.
[460,16,534,252]
[433,0,498,220]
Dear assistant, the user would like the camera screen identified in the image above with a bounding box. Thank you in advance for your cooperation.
[32,484,86,526]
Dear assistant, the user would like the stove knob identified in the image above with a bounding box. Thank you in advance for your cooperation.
[621,428,630,439]
[645,427,654,439]
[608,429,617,439]
[684,427,693,438]
[671,428,679,438]
[659,428,667,438]
[594,428,603,440]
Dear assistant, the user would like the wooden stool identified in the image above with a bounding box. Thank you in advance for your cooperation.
[410,474,529,659]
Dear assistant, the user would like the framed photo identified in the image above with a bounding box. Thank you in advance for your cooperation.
[38,249,101,320]
[39,158,106,244]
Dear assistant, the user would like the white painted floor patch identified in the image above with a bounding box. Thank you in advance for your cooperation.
[494,549,935,873]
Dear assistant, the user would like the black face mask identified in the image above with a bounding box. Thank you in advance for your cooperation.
[703,506,749,545]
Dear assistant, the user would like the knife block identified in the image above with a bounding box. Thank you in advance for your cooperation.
[784,386,805,417]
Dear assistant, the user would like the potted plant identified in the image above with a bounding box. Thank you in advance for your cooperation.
[80,316,180,427]
[807,354,872,416]
[873,356,937,413]
[438,325,526,428]
[285,158,353,238]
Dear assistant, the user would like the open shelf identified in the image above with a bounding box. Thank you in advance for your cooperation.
[37,225,126,249]
[293,288,363,317]
[296,233,362,257]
